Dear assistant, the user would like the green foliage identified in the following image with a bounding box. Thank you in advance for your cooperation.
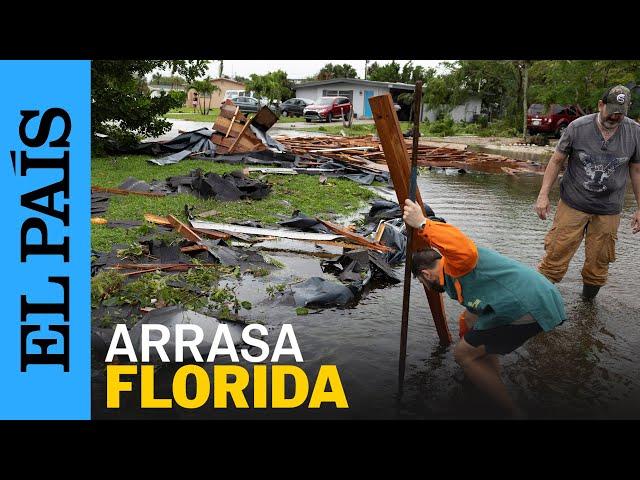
[295,307,309,316]
[245,70,294,103]
[316,63,358,80]
[266,283,286,299]
[92,60,208,148]
[169,90,187,105]
[116,242,148,260]
[91,270,126,307]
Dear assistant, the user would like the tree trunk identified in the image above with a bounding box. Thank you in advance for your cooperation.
[522,61,529,142]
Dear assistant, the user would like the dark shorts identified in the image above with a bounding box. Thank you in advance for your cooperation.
[464,322,543,355]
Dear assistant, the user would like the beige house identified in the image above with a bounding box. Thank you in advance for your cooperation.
[186,77,246,110]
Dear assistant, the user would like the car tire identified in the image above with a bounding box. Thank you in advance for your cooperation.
[327,113,333,123]
[282,110,288,117]
[306,118,311,123]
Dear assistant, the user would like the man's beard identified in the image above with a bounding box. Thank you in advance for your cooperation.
[424,279,445,293]
[600,112,622,129]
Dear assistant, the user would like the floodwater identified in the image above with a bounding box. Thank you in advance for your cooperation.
[93,170,640,420]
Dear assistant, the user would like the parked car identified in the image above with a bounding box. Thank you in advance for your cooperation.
[229,96,261,114]
[527,103,583,137]
[279,98,315,117]
[303,96,352,123]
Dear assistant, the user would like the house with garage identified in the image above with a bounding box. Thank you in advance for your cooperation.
[293,78,417,120]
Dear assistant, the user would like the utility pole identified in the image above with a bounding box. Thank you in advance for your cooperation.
[365,60,369,80]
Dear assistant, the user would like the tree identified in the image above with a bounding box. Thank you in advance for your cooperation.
[190,77,220,115]
[316,63,358,80]
[367,61,401,82]
[92,60,208,148]
[245,70,294,104]
[218,60,224,78]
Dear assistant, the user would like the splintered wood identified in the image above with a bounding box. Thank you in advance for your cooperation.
[274,135,545,175]
[211,100,266,154]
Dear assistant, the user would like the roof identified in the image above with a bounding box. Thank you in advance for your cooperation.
[210,77,245,86]
[293,77,415,91]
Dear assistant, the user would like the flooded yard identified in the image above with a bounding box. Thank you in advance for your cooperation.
[93,169,640,420]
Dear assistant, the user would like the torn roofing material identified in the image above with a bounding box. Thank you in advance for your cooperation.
[190,220,342,241]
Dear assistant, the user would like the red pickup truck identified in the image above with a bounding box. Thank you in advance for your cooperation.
[527,103,584,137]
[303,96,352,123]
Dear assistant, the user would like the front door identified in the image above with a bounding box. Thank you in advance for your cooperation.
[363,90,374,118]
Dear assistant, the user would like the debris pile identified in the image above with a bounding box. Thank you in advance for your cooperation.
[274,135,545,175]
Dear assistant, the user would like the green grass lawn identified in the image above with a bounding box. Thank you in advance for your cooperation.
[165,107,220,122]
[91,155,375,252]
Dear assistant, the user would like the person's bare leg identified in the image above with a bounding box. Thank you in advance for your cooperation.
[454,339,521,418]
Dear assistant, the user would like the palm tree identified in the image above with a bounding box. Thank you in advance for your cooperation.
[219,60,224,78]
[190,77,221,115]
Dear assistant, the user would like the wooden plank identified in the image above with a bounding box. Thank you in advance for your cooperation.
[167,215,203,243]
[213,116,246,137]
[144,213,171,226]
[91,186,166,197]
[316,218,393,253]
[192,228,231,240]
[225,106,240,138]
[369,93,451,345]
[309,146,375,153]
[228,116,254,154]
[252,106,279,131]
[180,245,209,253]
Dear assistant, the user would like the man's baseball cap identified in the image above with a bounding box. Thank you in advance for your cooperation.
[602,85,631,115]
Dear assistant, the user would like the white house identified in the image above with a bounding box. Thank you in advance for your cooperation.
[293,78,416,120]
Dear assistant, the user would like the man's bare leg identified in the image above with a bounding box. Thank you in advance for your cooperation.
[454,339,522,418]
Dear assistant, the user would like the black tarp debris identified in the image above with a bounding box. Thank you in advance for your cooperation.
[91,192,111,216]
[167,169,272,201]
[283,277,356,308]
[277,211,331,234]
[104,128,217,157]
[127,306,245,362]
[118,177,174,195]
[115,170,272,202]
[322,249,401,285]
[367,200,440,223]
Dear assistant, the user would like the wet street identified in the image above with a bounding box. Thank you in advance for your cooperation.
[94,170,640,420]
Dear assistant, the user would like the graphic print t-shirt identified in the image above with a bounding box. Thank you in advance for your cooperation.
[555,113,640,215]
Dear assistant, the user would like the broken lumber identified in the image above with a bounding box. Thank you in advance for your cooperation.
[167,215,203,243]
[369,93,451,345]
[316,218,393,254]
[144,213,172,226]
[91,186,166,197]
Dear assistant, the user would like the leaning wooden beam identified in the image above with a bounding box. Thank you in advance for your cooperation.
[369,93,451,345]
[167,215,203,243]
[92,186,166,197]
[227,116,254,154]
[316,218,393,254]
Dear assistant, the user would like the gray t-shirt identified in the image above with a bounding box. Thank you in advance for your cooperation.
[555,113,640,215]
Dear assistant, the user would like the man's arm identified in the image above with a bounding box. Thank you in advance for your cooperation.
[403,199,478,277]
[630,162,640,234]
[535,150,567,220]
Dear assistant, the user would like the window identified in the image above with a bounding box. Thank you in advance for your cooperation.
[322,89,353,102]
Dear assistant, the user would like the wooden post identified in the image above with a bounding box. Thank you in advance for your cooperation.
[369,93,452,345]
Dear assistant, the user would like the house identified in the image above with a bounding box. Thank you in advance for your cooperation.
[186,77,246,109]
[293,78,417,120]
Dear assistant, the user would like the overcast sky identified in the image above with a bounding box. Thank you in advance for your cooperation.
[202,60,447,79]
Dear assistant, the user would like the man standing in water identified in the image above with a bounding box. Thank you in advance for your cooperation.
[535,85,640,299]
[403,199,566,418]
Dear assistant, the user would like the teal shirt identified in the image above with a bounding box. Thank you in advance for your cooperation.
[443,246,566,331]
